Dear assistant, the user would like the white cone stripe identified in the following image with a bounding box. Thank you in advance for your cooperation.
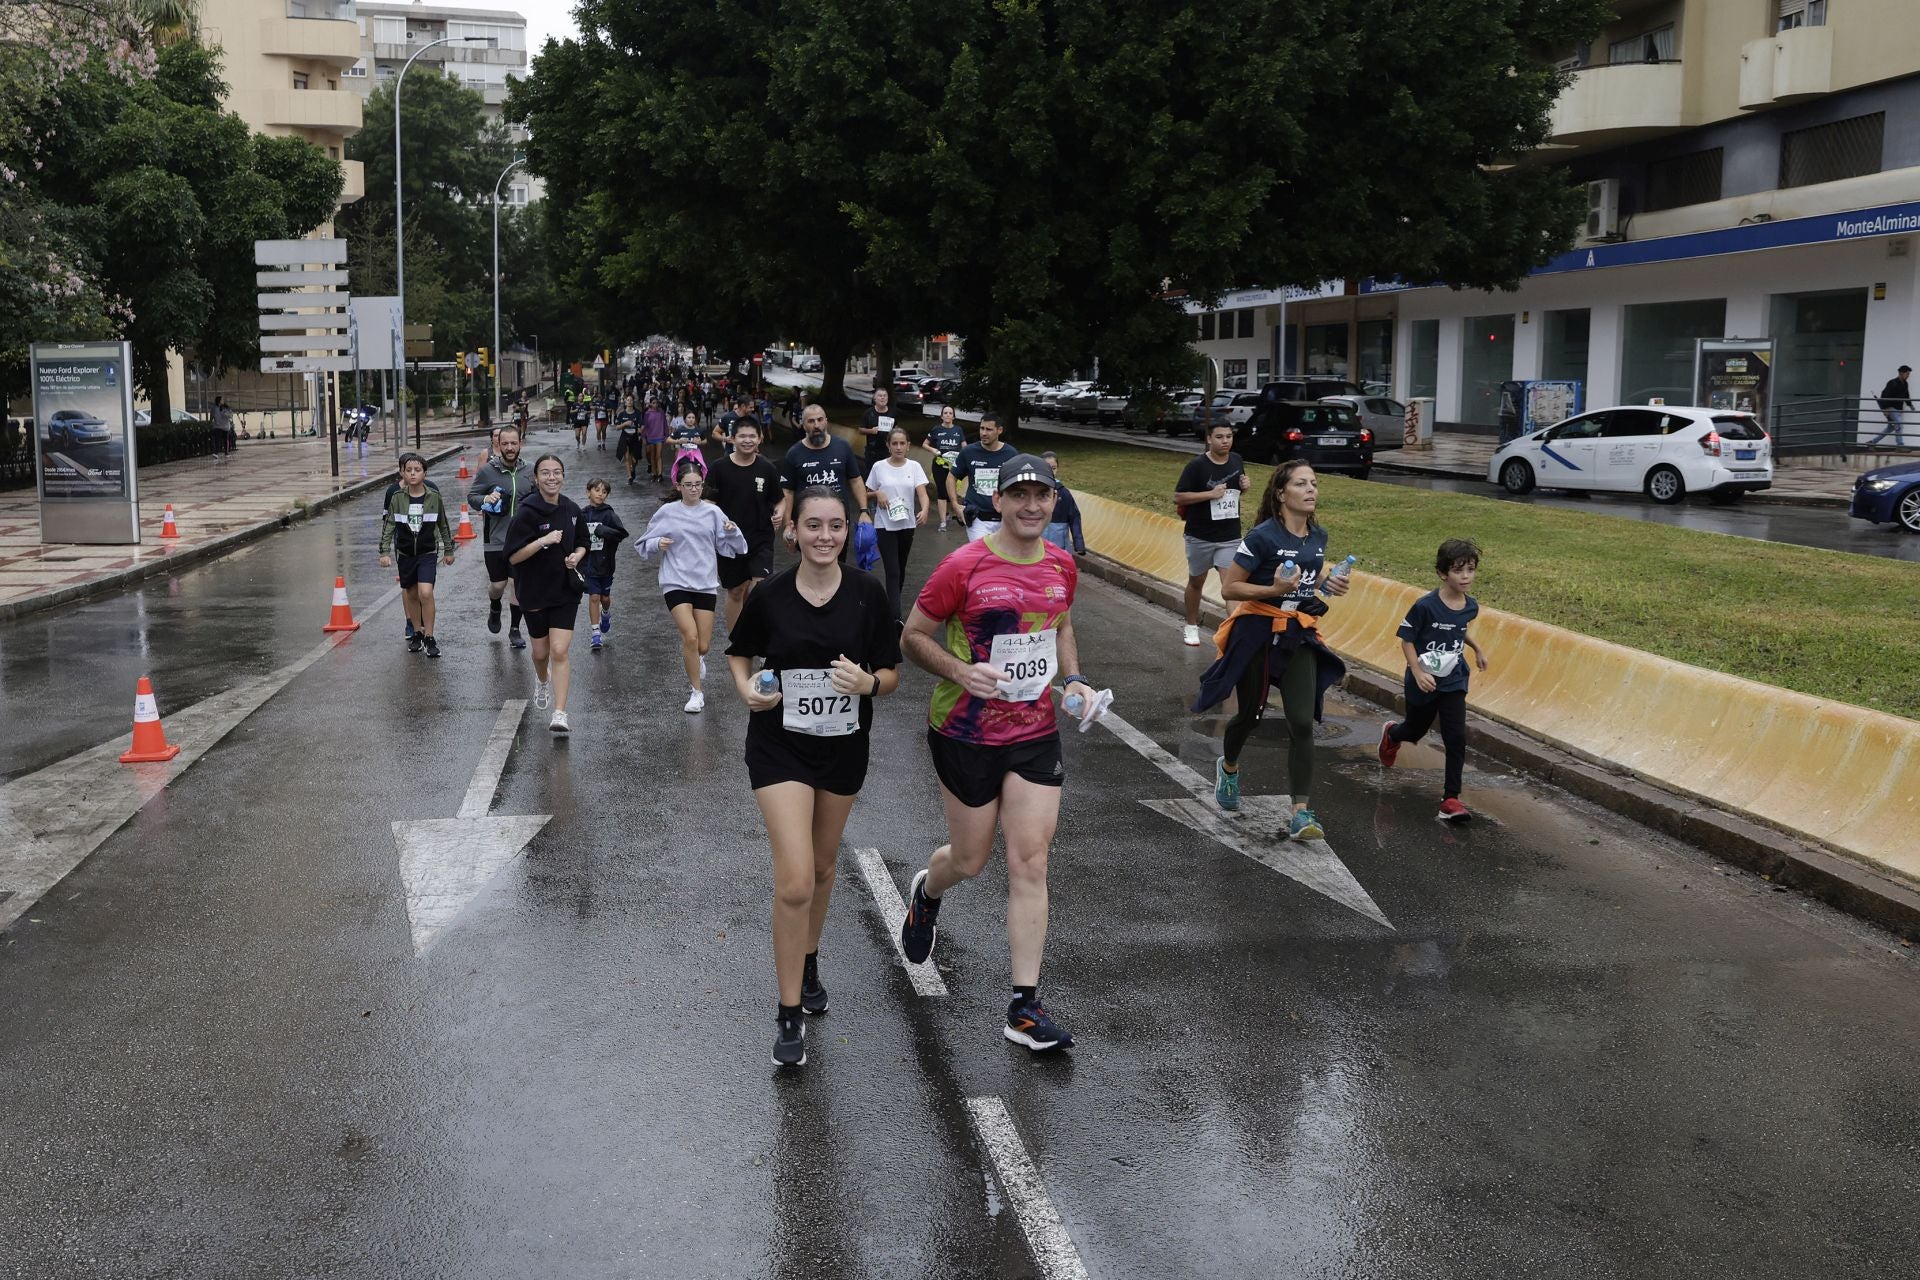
[132,695,158,721]
[331,587,349,604]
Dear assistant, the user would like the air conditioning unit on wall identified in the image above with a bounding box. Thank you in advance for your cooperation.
[1585,179,1621,241]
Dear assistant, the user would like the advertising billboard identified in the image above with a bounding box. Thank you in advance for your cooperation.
[1694,340,1773,420]
[30,341,140,543]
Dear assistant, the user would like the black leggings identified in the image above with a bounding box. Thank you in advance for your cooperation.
[1223,644,1319,801]
[1392,690,1467,799]
[875,527,915,618]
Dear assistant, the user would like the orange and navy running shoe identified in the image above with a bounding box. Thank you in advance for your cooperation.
[900,868,940,965]
[1005,997,1074,1052]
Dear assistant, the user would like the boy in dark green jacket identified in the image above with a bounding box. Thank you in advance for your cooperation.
[379,452,457,657]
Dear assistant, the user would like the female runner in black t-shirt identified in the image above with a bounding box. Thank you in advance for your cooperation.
[726,486,902,1069]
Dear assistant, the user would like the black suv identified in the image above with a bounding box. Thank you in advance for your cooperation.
[1236,394,1374,474]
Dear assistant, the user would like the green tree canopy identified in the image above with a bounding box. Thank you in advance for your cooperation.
[513,0,1606,416]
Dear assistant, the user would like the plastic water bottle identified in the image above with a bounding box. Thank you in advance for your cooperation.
[755,670,779,695]
[1063,692,1086,718]
[1331,554,1357,579]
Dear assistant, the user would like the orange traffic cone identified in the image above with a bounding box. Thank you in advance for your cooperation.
[118,676,182,764]
[321,576,361,633]
[457,453,472,479]
[454,504,477,542]
[160,504,179,538]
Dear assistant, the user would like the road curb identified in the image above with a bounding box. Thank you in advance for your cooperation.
[0,441,463,625]
[1075,549,1920,941]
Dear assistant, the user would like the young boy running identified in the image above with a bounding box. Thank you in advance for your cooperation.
[1379,538,1490,822]
[378,452,457,657]
[898,454,1096,1053]
[578,478,630,653]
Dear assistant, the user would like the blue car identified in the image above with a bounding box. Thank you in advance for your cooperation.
[1849,459,1920,533]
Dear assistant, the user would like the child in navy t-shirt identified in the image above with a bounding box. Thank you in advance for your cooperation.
[1379,538,1490,822]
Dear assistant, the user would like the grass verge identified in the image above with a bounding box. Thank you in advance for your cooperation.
[1013,436,1920,721]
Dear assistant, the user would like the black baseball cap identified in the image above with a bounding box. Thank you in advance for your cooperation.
[997,453,1058,490]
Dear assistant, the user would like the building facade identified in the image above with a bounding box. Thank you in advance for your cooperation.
[349,1,537,205]
[1194,0,1920,442]
[198,0,366,213]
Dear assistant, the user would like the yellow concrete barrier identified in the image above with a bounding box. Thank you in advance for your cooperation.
[1072,490,1920,885]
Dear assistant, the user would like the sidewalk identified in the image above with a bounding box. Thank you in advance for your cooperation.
[0,421,486,622]
[1378,433,1865,507]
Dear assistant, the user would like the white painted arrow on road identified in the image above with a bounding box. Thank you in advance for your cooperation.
[1095,708,1393,929]
[393,700,550,955]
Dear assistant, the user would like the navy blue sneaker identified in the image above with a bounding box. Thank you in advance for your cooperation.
[900,868,940,965]
[801,957,829,1015]
[509,627,527,650]
[1005,997,1074,1052]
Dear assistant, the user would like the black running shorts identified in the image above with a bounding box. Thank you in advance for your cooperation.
[926,728,1064,809]
[718,539,775,589]
[484,549,511,583]
[663,589,718,613]
[521,597,579,638]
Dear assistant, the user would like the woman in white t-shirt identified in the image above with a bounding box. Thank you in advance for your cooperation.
[863,427,929,619]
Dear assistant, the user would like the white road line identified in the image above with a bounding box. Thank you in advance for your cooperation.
[1094,710,1393,929]
[964,1097,1091,1280]
[0,586,401,933]
[458,700,528,818]
[853,847,949,997]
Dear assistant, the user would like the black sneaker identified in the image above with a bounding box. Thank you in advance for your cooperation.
[801,959,829,1016]
[509,627,527,650]
[422,635,441,659]
[773,1014,807,1068]
[487,601,502,634]
[1005,997,1074,1052]
[407,633,423,653]
[900,869,940,965]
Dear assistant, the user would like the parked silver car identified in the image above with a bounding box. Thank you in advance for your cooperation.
[1318,395,1406,451]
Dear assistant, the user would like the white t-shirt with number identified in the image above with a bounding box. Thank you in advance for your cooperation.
[865,459,928,532]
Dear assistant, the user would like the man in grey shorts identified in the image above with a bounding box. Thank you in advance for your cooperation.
[1172,421,1252,647]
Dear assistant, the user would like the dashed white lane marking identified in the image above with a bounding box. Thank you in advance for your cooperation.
[853,847,948,997]
[0,587,401,934]
[964,1096,1091,1280]
[1096,708,1393,930]
[394,699,550,955]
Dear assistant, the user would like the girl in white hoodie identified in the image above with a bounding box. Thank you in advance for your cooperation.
[637,459,748,712]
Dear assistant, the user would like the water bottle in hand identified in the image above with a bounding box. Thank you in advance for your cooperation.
[1332,554,1357,579]
[756,670,779,695]
[1063,692,1086,718]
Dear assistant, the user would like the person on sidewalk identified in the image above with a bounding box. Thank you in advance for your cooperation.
[1378,538,1490,822]
[468,423,531,649]
[1871,365,1912,448]
[1173,422,1250,647]
[378,452,457,658]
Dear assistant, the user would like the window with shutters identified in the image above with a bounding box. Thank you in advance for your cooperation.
[1644,148,1723,212]
[1778,0,1827,32]
[373,16,405,44]
[1780,114,1884,189]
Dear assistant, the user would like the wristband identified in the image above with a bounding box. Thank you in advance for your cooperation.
[870,673,881,697]
[1059,673,1087,689]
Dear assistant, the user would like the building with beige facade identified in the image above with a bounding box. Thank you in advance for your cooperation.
[1194,0,1920,445]
[197,0,366,215]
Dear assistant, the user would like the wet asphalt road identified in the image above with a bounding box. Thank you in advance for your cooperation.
[3,424,1919,1277]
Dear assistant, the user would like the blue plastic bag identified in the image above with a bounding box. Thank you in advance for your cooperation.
[855,520,880,571]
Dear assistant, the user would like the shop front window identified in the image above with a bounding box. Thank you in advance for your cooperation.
[1542,309,1590,387]
[1408,320,1438,400]
[1621,298,1726,405]
[1305,323,1349,377]
[1356,319,1393,394]
[1222,359,1248,390]
[1460,314,1515,426]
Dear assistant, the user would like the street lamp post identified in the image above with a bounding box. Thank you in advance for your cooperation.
[394,33,487,450]
[493,155,525,420]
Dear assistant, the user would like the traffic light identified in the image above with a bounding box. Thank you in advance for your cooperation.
[456,351,467,376]
[479,347,490,374]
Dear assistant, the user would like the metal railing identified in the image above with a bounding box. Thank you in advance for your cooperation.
[1771,395,1919,456]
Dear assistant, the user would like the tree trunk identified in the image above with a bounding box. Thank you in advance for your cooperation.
[817,334,854,406]
[135,343,171,463]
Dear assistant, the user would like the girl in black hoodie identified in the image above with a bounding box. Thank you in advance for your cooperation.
[506,452,588,734]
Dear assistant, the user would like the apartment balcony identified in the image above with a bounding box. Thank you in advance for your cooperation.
[259,16,361,67]
[339,158,364,205]
[265,88,365,136]
[371,41,523,67]
[1739,24,1834,111]
[1546,61,1688,149]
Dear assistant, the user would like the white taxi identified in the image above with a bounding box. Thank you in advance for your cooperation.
[1487,405,1773,504]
